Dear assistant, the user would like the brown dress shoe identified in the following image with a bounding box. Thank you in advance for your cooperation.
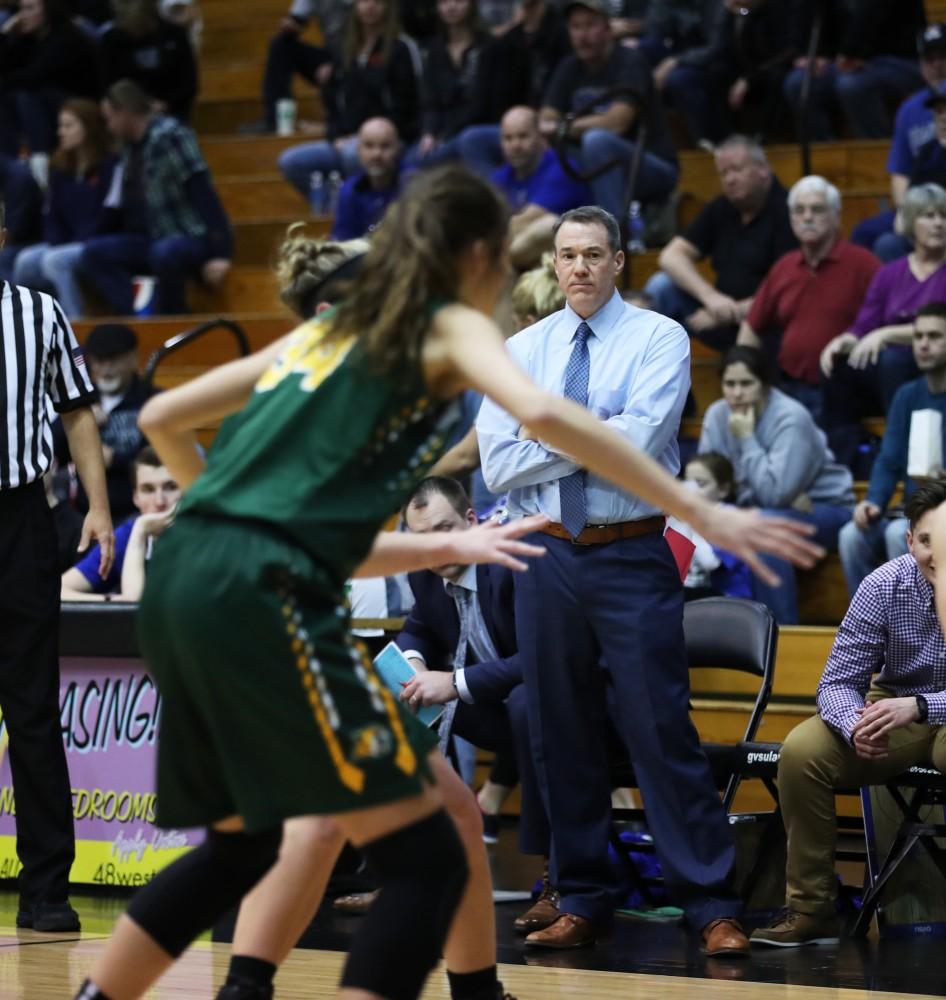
[332,890,379,915]
[514,864,560,934]
[701,917,750,957]
[525,913,597,949]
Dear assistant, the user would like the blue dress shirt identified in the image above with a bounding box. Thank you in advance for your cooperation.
[476,290,690,523]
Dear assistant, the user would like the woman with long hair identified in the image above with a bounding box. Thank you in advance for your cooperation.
[278,0,422,204]
[12,98,116,316]
[75,167,818,1000]
[411,0,490,164]
[699,345,854,624]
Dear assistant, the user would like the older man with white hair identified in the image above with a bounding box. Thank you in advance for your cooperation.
[737,175,880,418]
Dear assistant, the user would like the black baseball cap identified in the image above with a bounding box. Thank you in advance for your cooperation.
[84,323,138,359]
[919,23,946,57]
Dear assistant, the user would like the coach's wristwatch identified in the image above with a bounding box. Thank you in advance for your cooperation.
[915,694,930,724]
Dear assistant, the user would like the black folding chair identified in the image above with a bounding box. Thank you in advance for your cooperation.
[609,598,779,902]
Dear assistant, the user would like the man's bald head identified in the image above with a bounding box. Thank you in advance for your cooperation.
[500,105,544,178]
[357,117,402,187]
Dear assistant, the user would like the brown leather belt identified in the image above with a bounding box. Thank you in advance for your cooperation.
[539,515,665,545]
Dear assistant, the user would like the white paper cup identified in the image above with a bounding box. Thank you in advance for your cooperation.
[275,98,297,136]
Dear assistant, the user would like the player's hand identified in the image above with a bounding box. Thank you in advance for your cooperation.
[853,500,881,530]
[847,329,887,369]
[694,505,823,587]
[819,333,856,378]
[400,671,457,709]
[442,514,548,572]
[79,507,115,579]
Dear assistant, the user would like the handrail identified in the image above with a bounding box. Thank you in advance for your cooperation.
[142,317,250,387]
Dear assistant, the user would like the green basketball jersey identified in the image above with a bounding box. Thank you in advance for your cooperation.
[179,315,461,580]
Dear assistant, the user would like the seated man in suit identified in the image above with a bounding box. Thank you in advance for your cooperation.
[397,474,523,838]
[337,476,557,930]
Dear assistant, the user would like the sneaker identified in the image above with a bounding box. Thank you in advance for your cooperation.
[17,901,80,932]
[750,909,840,948]
[481,811,500,844]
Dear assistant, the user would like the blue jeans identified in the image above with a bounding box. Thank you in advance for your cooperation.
[78,233,214,315]
[786,59,923,140]
[664,64,714,144]
[752,504,853,624]
[783,66,838,141]
[514,531,740,930]
[579,129,678,219]
[838,515,909,597]
[13,242,85,317]
[278,136,360,201]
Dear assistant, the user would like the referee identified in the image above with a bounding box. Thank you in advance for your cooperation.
[0,204,114,933]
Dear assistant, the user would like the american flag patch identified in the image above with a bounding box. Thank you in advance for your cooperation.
[72,346,86,368]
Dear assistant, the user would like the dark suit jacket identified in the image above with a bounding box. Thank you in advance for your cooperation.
[395,564,521,704]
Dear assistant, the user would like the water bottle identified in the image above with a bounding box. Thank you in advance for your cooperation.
[309,170,326,215]
[327,170,343,216]
[626,200,646,254]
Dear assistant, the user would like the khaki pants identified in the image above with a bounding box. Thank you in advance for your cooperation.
[778,689,946,915]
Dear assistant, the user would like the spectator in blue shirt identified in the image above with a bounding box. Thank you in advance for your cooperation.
[491,106,592,269]
[330,116,409,240]
[838,302,946,596]
[60,445,180,600]
[850,24,946,260]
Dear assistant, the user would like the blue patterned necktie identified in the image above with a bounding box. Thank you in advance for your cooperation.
[559,321,592,538]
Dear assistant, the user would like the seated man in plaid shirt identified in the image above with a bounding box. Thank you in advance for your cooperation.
[77,79,233,315]
[752,479,946,949]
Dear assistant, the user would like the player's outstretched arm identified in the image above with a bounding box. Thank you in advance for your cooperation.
[139,332,294,488]
[430,304,823,585]
[354,516,549,578]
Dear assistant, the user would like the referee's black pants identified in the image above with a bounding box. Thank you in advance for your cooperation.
[0,481,75,905]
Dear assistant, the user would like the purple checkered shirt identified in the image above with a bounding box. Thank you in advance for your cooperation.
[817,554,946,742]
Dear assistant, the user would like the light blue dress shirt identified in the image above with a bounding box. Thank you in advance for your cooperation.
[476,290,690,524]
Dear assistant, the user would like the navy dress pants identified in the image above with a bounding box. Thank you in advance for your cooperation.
[514,531,740,930]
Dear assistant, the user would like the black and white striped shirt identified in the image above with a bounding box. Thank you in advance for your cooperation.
[0,282,96,490]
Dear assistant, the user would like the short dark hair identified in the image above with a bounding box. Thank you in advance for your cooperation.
[719,345,776,387]
[552,206,621,255]
[905,479,946,528]
[687,451,736,501]
[915,301,946,323]
[403,476,473,521]
[131,445,163,488]
[105,79,154,115]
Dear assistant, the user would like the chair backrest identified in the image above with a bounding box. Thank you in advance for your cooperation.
[683,597,778,681]
[684,598,779,809]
